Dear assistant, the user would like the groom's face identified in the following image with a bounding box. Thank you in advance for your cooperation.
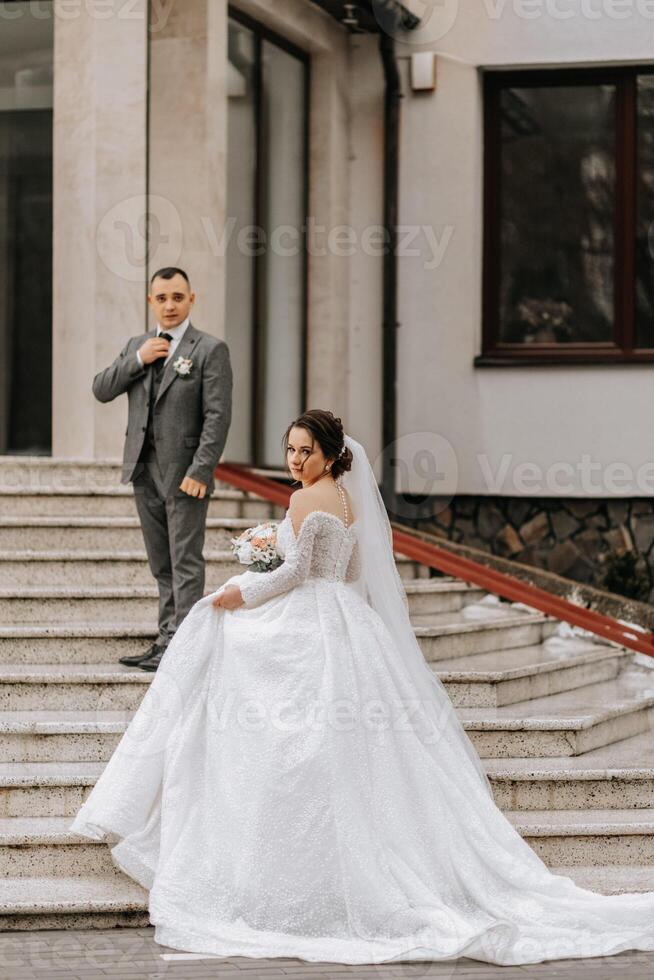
[147,273,195,329]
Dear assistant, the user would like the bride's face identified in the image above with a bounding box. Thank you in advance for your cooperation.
[286,426,333,485]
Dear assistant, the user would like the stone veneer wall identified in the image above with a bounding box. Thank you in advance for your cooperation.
[397,496,654,601]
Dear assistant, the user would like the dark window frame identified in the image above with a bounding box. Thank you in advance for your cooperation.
[0,0,54,453]
[478,64,654,367]
[227,6,310,465]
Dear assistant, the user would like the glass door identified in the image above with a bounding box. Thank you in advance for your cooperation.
[225,9,308,467]
[0,1,53,454]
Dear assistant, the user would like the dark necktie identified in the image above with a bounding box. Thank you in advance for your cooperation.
[154,332,174,376]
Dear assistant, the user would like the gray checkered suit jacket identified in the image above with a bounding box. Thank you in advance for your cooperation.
[92,322,232,497]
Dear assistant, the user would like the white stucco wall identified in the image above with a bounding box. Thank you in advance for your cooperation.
[395,2,654,497]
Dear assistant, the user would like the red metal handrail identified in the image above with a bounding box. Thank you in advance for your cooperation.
[215,462,654,658]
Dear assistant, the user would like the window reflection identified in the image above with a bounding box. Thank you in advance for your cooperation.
[498,84,615,345]
[0,1,53,453]
[225,13,307,467]
[636,74,654,348]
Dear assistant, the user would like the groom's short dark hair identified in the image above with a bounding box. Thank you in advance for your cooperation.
[150,266,190,287]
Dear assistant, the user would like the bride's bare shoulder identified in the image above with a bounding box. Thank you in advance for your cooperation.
[288,485,355,533]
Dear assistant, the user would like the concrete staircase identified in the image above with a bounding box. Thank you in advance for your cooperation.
[0,458,653,931]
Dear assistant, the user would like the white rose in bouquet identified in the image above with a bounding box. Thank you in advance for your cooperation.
[230,520,284,573]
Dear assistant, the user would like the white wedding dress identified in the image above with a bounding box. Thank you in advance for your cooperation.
[71,449,654,966]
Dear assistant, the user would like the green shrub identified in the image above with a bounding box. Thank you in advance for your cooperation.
[600,550,650,602]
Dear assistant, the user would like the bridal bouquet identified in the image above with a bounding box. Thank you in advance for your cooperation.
[230,521,284,573]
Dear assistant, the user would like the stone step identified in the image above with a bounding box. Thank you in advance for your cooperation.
[401,578,486,614]
[0,551,236,588]
[0,630,578,711]
[507,808,654,866]
[0,577,504,626]
[3,865,654,932]
[0,586,277,624]
[0,458,125,488]
[414,607,555,662]
[460,667,654,757]
[0,515,255,551]
[0,550,427,589]
[0,455,286,480]
[0,761,101,817]
[0,806,651,882]
[1,769,652,880]
[0,711,126,763]
[0,625,156,664]
[433,640,631,707]
[0,816,122,877]
[5,696,654,816]
[0,488,283,520]
[0,642,621,716]
[0,457,274,494]
[2,709,652,803]
[549,864,654,895]
[0,600,509,665]
[0,873,150,930]
[486,731,654,810]
[0,664,150,711]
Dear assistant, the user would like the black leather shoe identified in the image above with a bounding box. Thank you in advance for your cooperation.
[138,644,168,672]
[119,642,163,667]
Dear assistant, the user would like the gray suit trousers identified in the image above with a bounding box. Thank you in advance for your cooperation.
[133,444,210,648]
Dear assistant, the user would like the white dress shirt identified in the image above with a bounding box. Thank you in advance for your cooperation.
[136,316,191,369]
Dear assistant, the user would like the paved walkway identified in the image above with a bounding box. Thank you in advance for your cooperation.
[0,928,651,980]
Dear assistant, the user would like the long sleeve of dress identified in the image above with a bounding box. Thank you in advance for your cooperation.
[344,539,361,583]
[237,517,320,609]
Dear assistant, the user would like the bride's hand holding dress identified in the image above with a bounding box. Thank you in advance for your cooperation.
[211,584,244,611]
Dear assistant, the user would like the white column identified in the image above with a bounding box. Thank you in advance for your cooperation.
[52,0,148,460]
[147,0,229,338]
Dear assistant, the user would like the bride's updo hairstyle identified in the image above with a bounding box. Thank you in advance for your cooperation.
[282,409,354,480]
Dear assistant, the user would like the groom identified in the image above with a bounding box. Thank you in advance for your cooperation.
[92,267,233,672]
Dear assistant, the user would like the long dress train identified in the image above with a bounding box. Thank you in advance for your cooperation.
[70,508,654,965]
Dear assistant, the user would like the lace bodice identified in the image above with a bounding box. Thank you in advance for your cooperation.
[238,510,362,608]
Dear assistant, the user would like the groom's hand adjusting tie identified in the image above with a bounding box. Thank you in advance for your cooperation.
[136,333,173,370]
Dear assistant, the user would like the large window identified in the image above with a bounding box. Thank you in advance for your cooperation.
[225,8,308,466]
[480,66,654,365]
[0,0,53,451]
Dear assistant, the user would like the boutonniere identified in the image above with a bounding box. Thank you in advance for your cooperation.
[173,356,193,377]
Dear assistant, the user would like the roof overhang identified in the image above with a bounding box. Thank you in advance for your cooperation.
[309,0,421,34]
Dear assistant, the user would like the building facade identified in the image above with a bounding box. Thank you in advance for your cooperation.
[3,0,654,593]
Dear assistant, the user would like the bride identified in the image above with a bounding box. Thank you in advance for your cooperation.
[71,409,654,966]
